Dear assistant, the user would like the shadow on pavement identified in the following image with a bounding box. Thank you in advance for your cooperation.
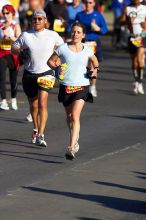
[93,181,146,194]
[22,186,146,214]
[109,115,146,121]
[132,171,146,180]
[0,138,40,149]
[77,217,102,220]
[0,116,26,124]
[0,149,64,164]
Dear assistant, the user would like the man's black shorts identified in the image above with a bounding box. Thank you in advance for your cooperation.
[22,69,54,98]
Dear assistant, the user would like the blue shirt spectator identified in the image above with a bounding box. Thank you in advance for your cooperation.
[76,9,108,41]
[110,0,132,18]
[66,0,83,33]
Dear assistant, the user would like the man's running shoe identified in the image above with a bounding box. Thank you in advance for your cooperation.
[36,134,47,147]
[0,99,9,110]
[138,83,144,95]
[26,113,33,122]
[11,98,18,110]
[89,85,97,97]
[31,129,38,144]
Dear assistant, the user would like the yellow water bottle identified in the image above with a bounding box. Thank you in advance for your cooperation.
[59,63,68,81]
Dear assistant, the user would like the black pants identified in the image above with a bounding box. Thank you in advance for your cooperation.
[0,54,18,99]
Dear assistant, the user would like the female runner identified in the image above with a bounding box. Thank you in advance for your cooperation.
[48,22,99,160]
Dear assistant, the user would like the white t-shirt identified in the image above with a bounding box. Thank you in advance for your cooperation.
[55,43,94,86]
[13,28,64,73]
[126,4,146,35]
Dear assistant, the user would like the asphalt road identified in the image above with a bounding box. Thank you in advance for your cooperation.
[0,36,146,220]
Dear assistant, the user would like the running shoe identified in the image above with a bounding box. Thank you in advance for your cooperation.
[133,82,139,95]
[36,134,47,147]
[74,142,79,153]
[11,98,18,110]
[26,113,33,122]
[31,129,38,144]
[65,144,79,160]
[89,85,97,97]
[65,151,75,160]
[0,99,9,110]
[138,83,144,95]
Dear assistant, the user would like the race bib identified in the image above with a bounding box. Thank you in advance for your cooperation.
[37,75,55,89]
[84,41,97,53]
[65,86,84,94]
[130,37,143,47]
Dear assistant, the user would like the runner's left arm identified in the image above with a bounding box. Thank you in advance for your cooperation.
[88,54,99,78]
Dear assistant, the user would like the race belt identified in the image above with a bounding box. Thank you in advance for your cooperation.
[130,37,143,47]
[65,86,84,94]
[0,39,13,50]
[37,75,55,89]
[84,41,97,53]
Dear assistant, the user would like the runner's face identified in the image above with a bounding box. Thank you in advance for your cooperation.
[84,0,95,12]
[2,10,13,22]
[33,16,46,31]
[71,26,85,43]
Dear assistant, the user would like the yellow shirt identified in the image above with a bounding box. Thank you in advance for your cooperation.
[10,0,20,10]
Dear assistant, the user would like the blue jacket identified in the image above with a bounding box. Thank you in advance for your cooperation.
[76,10,108,41]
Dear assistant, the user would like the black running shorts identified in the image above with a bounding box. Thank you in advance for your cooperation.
[22,69,53,98]
[58,84,93,106]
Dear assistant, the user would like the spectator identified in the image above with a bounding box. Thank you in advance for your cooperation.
[0,4,21,110]
[76,0,108,97]
[45,0,67,38]
[66,0,83,39]
[18,0,29,30]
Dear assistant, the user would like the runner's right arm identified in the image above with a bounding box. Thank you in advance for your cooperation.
[47,52,61,70]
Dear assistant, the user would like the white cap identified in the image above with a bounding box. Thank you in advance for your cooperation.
[33,8,46,18]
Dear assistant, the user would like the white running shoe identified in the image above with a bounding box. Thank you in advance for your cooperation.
[36,134,47,147]
[0,99,9,110]
[133,82,139,95]
[89,85,97,97]
[65,143,79,160]
[26,113,33,122]
[31,129,38,144]
[138,83,144,95]
[11,98,18,110]
[74,142,79,153]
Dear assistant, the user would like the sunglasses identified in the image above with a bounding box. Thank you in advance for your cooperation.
[33,17,43,22]
[2,12,10,15]
[85,1,93,4]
